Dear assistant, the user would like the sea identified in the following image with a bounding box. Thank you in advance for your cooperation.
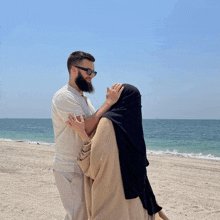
[0,119,220,161]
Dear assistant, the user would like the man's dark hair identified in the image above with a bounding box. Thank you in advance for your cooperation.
[67,51,95,74]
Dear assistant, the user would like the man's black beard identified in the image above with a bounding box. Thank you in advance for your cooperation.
[75,70,94,93]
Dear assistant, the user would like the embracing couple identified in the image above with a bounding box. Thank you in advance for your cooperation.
[51,51,169,220]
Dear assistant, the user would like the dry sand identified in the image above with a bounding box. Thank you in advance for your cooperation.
[0,141,220,220]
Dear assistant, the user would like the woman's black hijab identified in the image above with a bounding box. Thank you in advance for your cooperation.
[102,84,162,215]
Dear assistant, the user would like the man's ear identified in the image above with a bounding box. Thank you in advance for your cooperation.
[71,66,78,76]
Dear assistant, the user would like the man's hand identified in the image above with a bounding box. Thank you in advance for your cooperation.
[76,83,124,137]
[106,83,124,106]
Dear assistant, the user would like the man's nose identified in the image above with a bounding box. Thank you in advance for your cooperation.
[89,73,94,79]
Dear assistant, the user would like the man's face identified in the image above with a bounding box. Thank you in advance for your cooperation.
[75,59,95,93]
[75,70,94,93]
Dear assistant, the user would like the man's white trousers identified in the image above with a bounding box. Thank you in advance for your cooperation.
[53,170,88,220]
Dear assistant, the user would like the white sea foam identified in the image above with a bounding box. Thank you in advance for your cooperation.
[0,138,13,142]
[0,138,55,146]
[147,149,220,161]
[0,138,219,161]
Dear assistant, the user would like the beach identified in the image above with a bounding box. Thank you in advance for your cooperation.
[0,141,220,220]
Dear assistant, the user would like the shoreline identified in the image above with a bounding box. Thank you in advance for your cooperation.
[1,141,220,220]
[1,138,219,162]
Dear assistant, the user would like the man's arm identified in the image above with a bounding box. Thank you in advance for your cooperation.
[77,83,124,136]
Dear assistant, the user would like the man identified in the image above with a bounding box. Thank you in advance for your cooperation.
[51,51,124,220]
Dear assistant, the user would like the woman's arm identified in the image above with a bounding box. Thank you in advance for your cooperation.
[66,113,90,143]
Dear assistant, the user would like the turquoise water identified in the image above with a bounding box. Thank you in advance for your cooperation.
[143,119,220,158]
[0,119,54,143]
[0,119,220,160]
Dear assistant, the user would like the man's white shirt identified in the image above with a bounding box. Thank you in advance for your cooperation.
[52,84,96,173]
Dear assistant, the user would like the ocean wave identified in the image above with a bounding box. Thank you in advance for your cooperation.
[147,149,220,161]
[0,138,55,146]
[0,138,13,142]
[0,138,219,161]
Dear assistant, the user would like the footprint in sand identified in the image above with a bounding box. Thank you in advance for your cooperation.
[192,205,204,213]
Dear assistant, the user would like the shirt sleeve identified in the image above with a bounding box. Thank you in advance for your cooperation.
[54,93,85,123]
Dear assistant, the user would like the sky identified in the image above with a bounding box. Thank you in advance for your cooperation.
[0,0,219,119]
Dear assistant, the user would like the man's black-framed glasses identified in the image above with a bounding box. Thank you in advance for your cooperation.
[75,66,97,77]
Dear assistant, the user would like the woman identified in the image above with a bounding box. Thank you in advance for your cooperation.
[67,84,169,220]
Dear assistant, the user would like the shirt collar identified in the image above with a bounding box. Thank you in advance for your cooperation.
[67,84,86,98]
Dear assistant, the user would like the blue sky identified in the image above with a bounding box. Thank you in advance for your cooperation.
[1,0,219,119]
